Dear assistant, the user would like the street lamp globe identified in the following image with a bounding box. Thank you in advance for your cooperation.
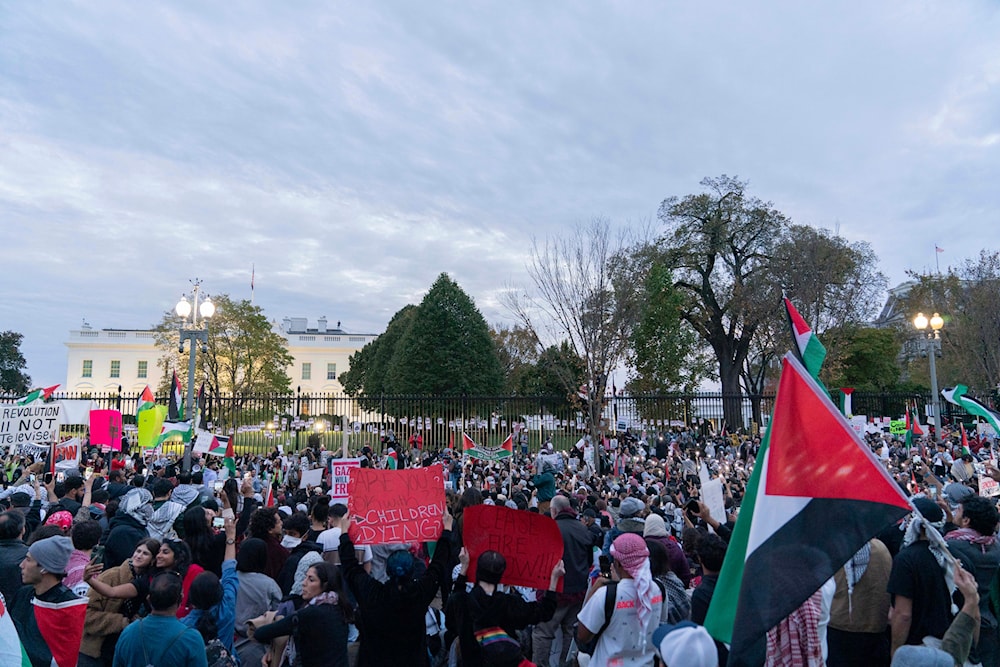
[176,297,192,319]
[930,313,944,331]
[200,297,215,319]
[913,312,928,330]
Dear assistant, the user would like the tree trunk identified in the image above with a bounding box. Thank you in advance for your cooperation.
[719,361,745,432]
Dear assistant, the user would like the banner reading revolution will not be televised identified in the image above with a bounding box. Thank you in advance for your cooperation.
[0,403,62,452]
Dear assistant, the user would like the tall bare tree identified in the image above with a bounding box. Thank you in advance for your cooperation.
[502,219,642,461]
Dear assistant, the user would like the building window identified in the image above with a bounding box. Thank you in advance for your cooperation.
[327,363,337,380]
[82,360,93,378]
[302,363,311,380]
[137,360,148,379]
[110,360,121,378]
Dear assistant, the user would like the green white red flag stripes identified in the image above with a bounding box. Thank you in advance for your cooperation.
[32,595,88,667]
[461,433,513,462]
[168,371,184,420]
[0,594,29,667]
[15,385,59,405]
[703,354,911,666]
[783,297,826,379]
[942,384,1000,436]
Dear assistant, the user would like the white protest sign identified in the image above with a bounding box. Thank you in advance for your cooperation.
[1,403,62,451]
[699,462,727,530]
[980,476,1000,498]
[299,467,324,489]
[328,458,362,504]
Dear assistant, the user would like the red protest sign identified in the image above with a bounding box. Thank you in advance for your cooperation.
[463,504,564,591]
[348,465,445,545]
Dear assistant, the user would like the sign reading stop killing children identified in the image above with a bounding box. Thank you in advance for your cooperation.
[348,464,445,545]
[0,403,61,450]
[462,504,565,591]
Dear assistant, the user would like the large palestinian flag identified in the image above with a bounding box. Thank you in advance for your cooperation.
[32,596,88,667]
[942,384,1000,436]
[462,433,513,462]
[703,353,911,666]
[0,594,29,666]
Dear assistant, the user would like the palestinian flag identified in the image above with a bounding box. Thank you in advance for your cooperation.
[223,436,236,475]
[703,354,911,666]
[942,384,1000,436]
[783,297,826,378]
[462,433,513,462]
[960,423,971,456]
[168,371,184,420]
[208,435,230,458]
[0,594,29,667]
[15,385,59,405]
[157,419,192,445]
[386,448,398,470]
[32,595,88,667]
[136,385,156,419]
[839,388,854,418]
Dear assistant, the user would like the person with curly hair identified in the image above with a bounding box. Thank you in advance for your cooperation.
[247,506,289,580]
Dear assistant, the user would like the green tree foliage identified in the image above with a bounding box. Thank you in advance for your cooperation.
[903,251,1000,396]
[339,305,418,410]
[154,295,293,414]
[512,342,587,408]
[656,176,787,428]
[491,324,539,393]
[386,274,504,397]
[627,262,710,393]
[821,326,901,391]
[0,331,31,395]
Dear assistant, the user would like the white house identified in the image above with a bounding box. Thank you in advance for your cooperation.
[64,317,377,395]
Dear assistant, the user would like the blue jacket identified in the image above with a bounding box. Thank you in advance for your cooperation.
[181,558,239,661]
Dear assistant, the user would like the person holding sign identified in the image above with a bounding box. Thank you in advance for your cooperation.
[338,511,454,667]
[446,546,565,667]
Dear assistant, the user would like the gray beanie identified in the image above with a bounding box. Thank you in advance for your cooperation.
[28,535,74,575]
[620,497,645,518]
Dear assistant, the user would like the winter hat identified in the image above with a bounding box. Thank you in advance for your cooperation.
[619,497,645,518]
[653,621,718,667]
[943,483,975,510]
[277,506,293,516]
[890,645,952,667]
[643,513,668,538]
[28,535,74,574]
[44,510,74,531]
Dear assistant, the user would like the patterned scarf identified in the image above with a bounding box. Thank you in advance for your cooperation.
[945,527,998,552]
[842,542,871,617]
[765,588,824,667]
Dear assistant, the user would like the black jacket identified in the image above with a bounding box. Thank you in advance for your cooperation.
[554,511,598,595]
[0,537,28,604]
[10,583,81,667]
[277,540,323,596]
[340,530,452,667]
[254,600,349,667]
[103,513,148,570]
[445,575,557,666]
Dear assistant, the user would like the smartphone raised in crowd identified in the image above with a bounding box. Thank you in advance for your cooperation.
[214,481,224,492]
[91,544,106,565]
[212,516,225,530]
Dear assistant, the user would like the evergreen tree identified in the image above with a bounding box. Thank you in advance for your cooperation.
[386,273,504,397]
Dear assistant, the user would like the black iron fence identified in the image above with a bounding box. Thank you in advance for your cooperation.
[7,389,980,459]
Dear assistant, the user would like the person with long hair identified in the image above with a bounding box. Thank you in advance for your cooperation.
[181,518,238,664]
[183,505,227,576]
[251,561,353,667]
[84,538,203,619]
[78,538,160,667]
[247,506,290,580]
[234,537,283,666]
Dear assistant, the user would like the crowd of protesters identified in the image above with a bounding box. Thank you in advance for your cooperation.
[1,421,999,667]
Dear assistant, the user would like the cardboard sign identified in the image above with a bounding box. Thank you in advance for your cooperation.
[328,458,362,504]
[0,403,62,450]
[348,465,445,545]
[980,476,1000,498]
[299,467,324,489]
[89,410,123,450]
[462,504,564,591]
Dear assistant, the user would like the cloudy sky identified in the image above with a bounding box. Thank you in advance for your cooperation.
[3,1,999,386]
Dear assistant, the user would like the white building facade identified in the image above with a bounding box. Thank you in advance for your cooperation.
[64,317,376,395]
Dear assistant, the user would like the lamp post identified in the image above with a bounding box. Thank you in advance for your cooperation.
[913,312,944,443]
[176,279,215,473]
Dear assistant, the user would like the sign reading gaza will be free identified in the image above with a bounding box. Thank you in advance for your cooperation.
[0,404,62,446]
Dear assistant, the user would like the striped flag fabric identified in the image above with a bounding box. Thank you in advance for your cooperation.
[703,354,911,666]
[168,371,184,421]
[32,595,89,667]
[136,385,156,419]
[941,384,1000,436]
[0,594,29,666]
[15,385,59,405]
[783,297,826,379]
[839,387,854,418]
